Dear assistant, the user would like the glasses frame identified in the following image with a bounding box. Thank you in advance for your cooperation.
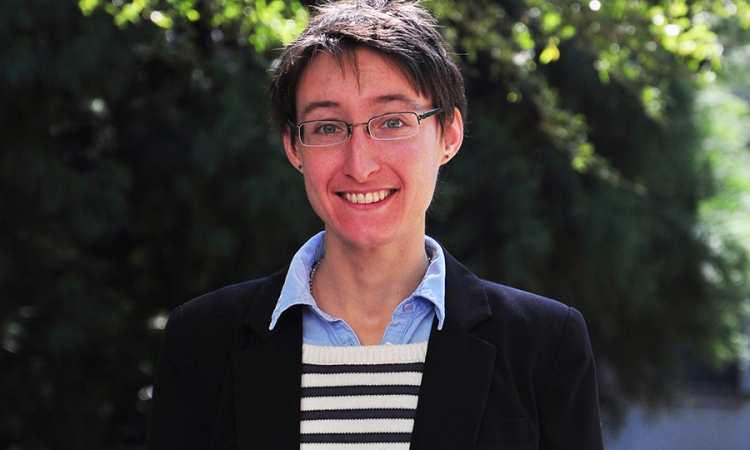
[289,107,443,147]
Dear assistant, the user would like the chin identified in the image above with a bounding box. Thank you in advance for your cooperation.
[325,224,400,249]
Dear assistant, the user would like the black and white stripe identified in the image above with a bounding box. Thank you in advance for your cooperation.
[300,342,428,450]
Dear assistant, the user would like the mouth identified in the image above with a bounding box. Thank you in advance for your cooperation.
[340,189,395,205]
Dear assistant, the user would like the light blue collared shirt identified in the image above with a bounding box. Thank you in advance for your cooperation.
[269,231,446,346]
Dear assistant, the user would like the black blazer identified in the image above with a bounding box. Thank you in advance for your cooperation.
[146,250,604,449]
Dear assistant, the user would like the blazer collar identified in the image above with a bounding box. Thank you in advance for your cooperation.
[243,267,289,340]
[442,247,492,329]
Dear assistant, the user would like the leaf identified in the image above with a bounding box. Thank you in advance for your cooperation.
[539,41,560,64]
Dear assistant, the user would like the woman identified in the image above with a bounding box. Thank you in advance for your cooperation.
[146,1,604,448]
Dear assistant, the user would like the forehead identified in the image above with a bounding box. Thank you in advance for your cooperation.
[295,47,428,118]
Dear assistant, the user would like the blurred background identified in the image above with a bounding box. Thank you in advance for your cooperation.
[1,0,749,448]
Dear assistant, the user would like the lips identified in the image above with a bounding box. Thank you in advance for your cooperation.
[341,189,395,204]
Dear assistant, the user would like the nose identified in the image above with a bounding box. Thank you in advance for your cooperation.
[343,124,380,182]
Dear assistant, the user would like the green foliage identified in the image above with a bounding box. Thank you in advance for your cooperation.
[1,0,317,446]
[694,32,750,370]
[1,0,749,446]
[80,0,309,52]
[429,36,749,423]
[697,84,750,245]
[431,0,749,183]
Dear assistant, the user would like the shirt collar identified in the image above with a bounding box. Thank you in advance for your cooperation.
[269,231,446,331]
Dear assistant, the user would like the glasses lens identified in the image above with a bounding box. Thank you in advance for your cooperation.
[369,113,419,141]
[299,121,348,146]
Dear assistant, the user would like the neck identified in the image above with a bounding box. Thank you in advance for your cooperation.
[311,233,430,345]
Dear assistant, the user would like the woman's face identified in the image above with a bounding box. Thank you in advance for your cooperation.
[283,47,463,252]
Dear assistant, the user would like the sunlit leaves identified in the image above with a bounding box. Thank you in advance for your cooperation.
[149,10,173,28]
[78,0,99,15]
[541,10,562,33]
[79,0,750,171]
[696,80,750,246]
[641,85,665,120]
[560,24,577,39]
[427,0,749,191]
[165,0,200,21]
[238,0,308,52]
[648,5,722,71]
[513,22,535,51]
[105,0,159,27]
[79,0,309,53]
[539,39,561,64]
[711,0,750,26]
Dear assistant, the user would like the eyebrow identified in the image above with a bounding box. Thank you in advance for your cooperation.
[372,94,421,110]
[299,101,339,119]
[298,94,423,120]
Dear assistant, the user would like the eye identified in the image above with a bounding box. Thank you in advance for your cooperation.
[314,122,344,135]
[381,117,406,129]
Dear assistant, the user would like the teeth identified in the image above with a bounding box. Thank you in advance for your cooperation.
[344,190,391,204]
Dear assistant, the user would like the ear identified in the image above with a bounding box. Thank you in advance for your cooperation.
[440,107,464,165]
[283,131,303,170]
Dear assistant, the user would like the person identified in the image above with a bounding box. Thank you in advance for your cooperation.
[145,0,604,448]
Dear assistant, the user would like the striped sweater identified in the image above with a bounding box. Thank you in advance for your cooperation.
[300,342,428,450]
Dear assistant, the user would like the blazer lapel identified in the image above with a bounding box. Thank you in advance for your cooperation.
[232,270,303,450]
[410,250,497,450]
[225,250,498,449]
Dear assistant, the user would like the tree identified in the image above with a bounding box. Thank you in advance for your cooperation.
[1,0,317,446]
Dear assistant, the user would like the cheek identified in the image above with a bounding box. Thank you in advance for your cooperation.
[301,160,336,210]
[417,143,445,182]
[402,156,441,204]
[302,175,329,222]
[303,170,325,202]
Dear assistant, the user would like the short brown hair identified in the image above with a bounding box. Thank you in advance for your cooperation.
[269,0,466,134]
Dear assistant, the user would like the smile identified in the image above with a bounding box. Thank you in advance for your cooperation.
[341,189,394,204]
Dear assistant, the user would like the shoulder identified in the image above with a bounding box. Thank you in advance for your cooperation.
[477,278,588,343]
[442,247,590,360]
[439,248,602,445]
[165,267,288,351]
[442,246,581,336]
[180,276,270,322]
[471,278,594,377]
[480,280,578,329]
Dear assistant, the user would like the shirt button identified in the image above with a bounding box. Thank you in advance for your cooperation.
[403,302,414,313]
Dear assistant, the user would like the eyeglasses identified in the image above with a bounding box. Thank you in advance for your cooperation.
[289,108,443,147]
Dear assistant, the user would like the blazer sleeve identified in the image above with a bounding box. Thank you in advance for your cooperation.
[146,305,214,449]
[538,307,604,450]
